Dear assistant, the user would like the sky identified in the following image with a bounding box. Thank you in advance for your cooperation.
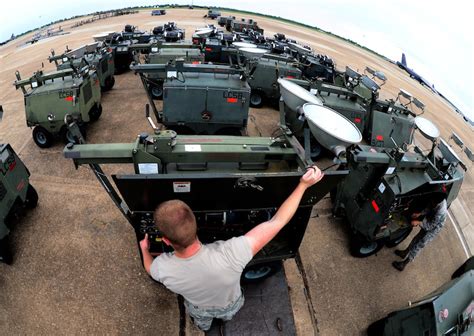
[0,0,472,121]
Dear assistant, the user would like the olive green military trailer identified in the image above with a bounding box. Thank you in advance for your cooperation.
[230,18,264,34]
[14,67,102,148]
[131,61,251,135]
[287,66,421,151]
[205,9,221,19]
[49,42,115,91]
[0,143,38,264]
[142,44,205,99]
[246,54,302,108]
[277,78,467,257]
[63,108,348,281]
[368,260,473,336]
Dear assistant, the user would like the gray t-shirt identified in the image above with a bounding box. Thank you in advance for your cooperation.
[150,236,253,309]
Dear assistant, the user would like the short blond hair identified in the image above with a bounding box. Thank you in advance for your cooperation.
[154,200,197,250]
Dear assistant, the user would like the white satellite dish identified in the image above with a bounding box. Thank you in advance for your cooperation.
[232,42,257,49]
[239,47,267,59]
[278,78,323,111]
[414,117,440,141]
[194,28,213,38]
[303,103,362,157]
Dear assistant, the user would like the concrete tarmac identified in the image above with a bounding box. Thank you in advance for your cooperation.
[0,8,471,335]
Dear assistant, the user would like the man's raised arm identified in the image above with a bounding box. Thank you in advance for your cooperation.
[245,166,324,256]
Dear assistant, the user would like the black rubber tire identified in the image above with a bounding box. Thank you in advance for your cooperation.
[32,126,53,148]
[88,104,102,122]
[241,261,281,284]
[150,83,163,100]
[61,125,86,144]
[249,90,264,108]
[0,237,13,265]
[62,127,76,144]
[451,256,474,279]
[367,317,387,336]
[350,238,384,258]
[24,184,38,209]
[102,76,115,91]
[385,227,413,248]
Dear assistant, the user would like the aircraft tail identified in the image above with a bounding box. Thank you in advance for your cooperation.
[401,53,407,67]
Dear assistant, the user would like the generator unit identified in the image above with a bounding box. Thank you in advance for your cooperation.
[49,42,115,91]
[108,37,135,73]
[104,25,152,73]
[162,71,250,134]
[202,37,238,64]
[246,54,302,108]
[132,60,254,135]
[144,46,205,99]
[287,67,420,150]
[277,79,467,258]
[230,18,264,34]
[0,143,38,264]
[206,9,221,19]
[333,131,466,257]
[300,54,335,83]
[368,265,473,335]
[218,16,235,28]
[160,22,185,42]
[63,98,349,280]
[14,67,102,148]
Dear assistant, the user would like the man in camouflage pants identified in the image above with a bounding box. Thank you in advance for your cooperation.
[392,194,447,271]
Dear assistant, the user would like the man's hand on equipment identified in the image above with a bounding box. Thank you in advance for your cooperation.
[301,165,324,188]
[140,233,150,251]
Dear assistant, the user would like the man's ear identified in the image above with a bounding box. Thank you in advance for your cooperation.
[162,237,171,246]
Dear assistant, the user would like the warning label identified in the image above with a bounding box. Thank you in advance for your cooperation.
[173,182,191,193]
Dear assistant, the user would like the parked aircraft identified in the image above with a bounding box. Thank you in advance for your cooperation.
[396,53,438,94]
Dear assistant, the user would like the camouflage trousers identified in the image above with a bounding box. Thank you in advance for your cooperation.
[406,228,438,262]
[184,293,245,331]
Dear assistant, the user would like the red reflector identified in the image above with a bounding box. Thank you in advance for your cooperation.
[65,96,73,102]
[354,117,361,123]
[16,179,25,191]
[376,135,384,141]
[9,160,17,171]
[227,98,238,103]
[286,76,294,79]
[192,61,200,64]
[205,47,212,52]
[371,200,380,213]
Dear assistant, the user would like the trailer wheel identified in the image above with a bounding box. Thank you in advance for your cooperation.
[24,185,38,209]
[103,76,115,91]
[150,83,163,100]
[61,125,86,144]
[0,237,13,265]
[242,261,281,283]
[250,90,264,108]
[350,239,383,258]
[89,104,102,122]
[385,227,412,248]
[32,126,53,148]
